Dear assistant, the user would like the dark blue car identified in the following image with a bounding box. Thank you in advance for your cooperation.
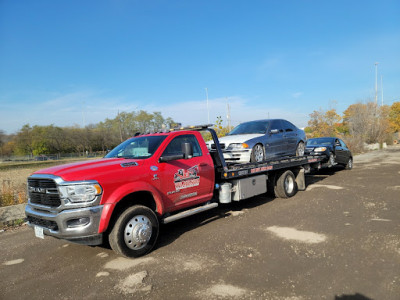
[305,137,353,169]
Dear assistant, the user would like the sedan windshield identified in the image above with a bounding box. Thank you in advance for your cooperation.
[306,138,333,146]
[105,136,167,159]
[228,121,269,135]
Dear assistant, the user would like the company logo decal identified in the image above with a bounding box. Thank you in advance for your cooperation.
[29,187,47,194]
[174,165,200,190]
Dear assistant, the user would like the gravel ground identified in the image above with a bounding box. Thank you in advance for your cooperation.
[1,146,399,300]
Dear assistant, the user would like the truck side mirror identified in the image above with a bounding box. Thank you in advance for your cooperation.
[182,142,193,159]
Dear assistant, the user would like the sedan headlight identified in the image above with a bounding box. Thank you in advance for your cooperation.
[314,147,327,152]
[227,143,249,150]
[59,182,102,203]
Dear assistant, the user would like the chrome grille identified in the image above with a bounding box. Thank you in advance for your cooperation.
[211,143,225,149]
[28,178,61,207]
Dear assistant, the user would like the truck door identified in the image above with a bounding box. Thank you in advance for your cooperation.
[157,134,215,211]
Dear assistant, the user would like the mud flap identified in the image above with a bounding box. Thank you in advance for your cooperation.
[294,168,306,191]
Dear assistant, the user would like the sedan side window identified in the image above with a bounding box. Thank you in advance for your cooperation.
[270,120,283,133]
[339,139,348,149]
[283,120,296,132]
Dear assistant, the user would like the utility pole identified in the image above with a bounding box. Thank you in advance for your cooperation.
[226,97,231,131]
[205,88,210,124]
[381,75,384,106]
[375,62,379,105]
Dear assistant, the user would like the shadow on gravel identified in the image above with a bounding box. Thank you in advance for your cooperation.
[156,195,274,251]
[335,293,373,300]
[97,166,351,254]
[306,166,346,185]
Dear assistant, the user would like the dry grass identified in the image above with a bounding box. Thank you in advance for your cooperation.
[0,158,95,207]
[0,167,36,207]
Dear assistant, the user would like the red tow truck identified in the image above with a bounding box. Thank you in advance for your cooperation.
[25,125,324,257]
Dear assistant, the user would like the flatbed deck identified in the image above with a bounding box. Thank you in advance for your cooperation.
[219,155,325,179]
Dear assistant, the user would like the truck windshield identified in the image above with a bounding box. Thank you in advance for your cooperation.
[228,121,269,135]
[105,136,167,159]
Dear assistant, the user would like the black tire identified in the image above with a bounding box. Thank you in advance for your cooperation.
[328,153,336,167]
[296,142,305,157]
[344,157,353,170]
[250,144,265,163]
[274,170,297,198]
[109,205,159,258]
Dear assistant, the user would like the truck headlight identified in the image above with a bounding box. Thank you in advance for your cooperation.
[59,183,102,203]
[314,147,327,152]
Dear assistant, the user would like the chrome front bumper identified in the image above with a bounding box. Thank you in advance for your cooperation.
[222,149,251,163]
[25,204,104,245]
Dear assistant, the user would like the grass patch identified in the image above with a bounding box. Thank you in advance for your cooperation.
[0,218,27,230]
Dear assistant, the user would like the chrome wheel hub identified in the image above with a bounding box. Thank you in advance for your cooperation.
[124,215,152,250]
[254,145,264,162]
[285,176,294,193]
[297,143,305,156]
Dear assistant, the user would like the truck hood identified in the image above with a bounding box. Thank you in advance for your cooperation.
[34,158,143,181]
[214,134,264,145]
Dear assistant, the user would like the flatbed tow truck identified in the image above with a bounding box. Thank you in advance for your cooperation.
[25,125,325,257]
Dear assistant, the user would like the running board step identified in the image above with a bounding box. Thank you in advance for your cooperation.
[162,202,218,224]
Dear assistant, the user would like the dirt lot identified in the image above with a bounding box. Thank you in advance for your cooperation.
[1,147,399,300]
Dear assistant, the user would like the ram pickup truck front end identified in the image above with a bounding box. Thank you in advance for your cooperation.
[25,174,104,245]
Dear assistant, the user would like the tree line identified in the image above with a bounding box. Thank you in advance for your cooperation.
[1,101,399,158]
[305,101,400,152]
[0,110,177,157]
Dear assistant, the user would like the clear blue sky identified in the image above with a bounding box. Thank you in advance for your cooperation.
[1,0,399,134]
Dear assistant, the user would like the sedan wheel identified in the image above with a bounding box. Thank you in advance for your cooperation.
[328,153,336,167]
[296,142,305,156]
[251,144,264,163]
[345,157,353,170]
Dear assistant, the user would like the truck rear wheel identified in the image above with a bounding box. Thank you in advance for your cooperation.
[109,205,159,258]
[274,170,297,198]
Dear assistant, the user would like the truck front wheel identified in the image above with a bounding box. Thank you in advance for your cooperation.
[109,205,159,258]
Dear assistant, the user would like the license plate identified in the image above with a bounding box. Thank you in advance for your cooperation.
[34,226,44,239]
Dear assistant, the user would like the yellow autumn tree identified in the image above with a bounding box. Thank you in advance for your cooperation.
[389,102,400,132]
[307,108,341,137]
